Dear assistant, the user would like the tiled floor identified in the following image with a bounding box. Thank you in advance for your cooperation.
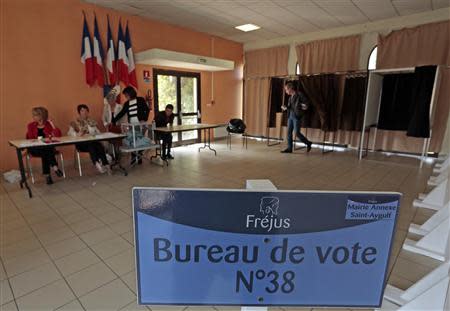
[0,139,442,311]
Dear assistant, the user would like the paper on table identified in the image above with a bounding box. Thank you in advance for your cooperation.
[94,132,120,139]
[19,141,45,147]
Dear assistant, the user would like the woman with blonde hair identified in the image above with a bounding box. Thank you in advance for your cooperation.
[102,85,125,131]
[26,107,63,184]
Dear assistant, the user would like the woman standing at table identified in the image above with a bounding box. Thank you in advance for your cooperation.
[112,86,149,165]
[112,86,149,125]
[102,85,125,131]
[26,107,64,185]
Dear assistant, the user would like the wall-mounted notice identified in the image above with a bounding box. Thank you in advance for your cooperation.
[143,70,150,83]
[133,188,401,308]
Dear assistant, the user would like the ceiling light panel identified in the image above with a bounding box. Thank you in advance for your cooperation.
[235,24,261,32]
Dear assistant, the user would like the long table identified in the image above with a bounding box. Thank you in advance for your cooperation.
[9,132,126,198]
[154,123,226,155]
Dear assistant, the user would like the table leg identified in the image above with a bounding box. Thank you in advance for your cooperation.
[115,160,128,176]
[16,149,32,198]
[109,140,128,176]
[198,128,217,155]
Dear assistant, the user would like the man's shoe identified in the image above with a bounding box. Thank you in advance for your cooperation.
[281,149,292,153]
[306,143,312,152]
[46,175,54,185]
[54,169,63,177]
[167,153,174,160]
[161,155,167,160]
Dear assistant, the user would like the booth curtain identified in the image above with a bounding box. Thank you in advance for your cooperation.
[375,21,450,153]
[244,78,271,136]
[377,66,437,138]
[244,45,289,79]
[377,73,416,131]
[244,46,289,136]
[430,68,450,152]
[299,74,339,131]
[268,74,367,147]
[296,35,361,75]
[377,21,450,69]
[407,66,438,138]
[340,76,367,131]
[268,78,285,128]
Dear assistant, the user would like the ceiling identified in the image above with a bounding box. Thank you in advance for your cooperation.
[84,0,450,43]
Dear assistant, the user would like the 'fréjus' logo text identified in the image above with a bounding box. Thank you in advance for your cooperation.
[246,197,291,232]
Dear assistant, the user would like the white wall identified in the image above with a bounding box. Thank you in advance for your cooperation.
[244,7,450,75]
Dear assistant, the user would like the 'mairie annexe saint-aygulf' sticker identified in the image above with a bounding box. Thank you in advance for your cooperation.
[132,188,401,307]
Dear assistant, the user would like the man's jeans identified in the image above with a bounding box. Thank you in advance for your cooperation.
[287,115,310,150]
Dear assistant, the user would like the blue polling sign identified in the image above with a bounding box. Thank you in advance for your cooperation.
[133,188,401,307]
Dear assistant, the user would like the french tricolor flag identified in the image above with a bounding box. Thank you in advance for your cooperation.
[117,21,129,85]
[106,16,116,86]
[125,22,137,88]
[93,15,105,87]
[81,16,95,87]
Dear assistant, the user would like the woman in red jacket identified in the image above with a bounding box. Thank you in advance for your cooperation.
[26,107,64,184]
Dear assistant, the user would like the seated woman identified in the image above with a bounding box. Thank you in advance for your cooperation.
[26,107,64,185]
[68,104,110,174]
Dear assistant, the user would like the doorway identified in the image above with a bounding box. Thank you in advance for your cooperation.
[153,69,201,144]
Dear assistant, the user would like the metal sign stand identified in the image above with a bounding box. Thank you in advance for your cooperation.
[241,179,278,311]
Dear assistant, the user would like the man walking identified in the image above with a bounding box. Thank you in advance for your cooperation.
[281,81,312,153]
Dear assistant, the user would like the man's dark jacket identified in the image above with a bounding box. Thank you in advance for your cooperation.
[287,92,310,120]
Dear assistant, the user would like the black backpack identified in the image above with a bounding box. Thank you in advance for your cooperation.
[226,119,246,134]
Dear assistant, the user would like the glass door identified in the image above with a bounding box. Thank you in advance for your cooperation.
[153,69,201,144]
[180,76,199,141]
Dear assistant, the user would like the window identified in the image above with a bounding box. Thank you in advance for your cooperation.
[296,63,300,75]
[368,46,377,70]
